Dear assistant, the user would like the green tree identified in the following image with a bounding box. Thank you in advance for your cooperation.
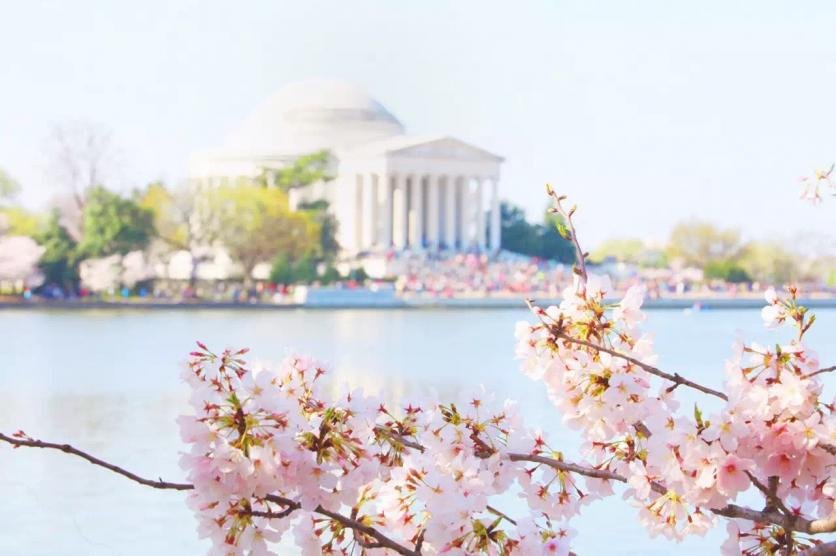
[211,184,320,282]
[737,241,799,284]
[703,260,751,283]
[36,211,79,290]
[590,238,667,268]
[269,253,318,285]
[258,150,332,191]
[499,202,574,263]
[1,207,43,237]
[667,220,742,268]
[499,202,536,255]
[136,181,189,249]
[297,199,340,261]
[591,239,646,264]
[76,186,154,258]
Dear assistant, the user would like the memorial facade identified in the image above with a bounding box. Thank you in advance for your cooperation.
[189,79,503,254]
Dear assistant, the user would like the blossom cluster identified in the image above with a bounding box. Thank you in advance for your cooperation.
[179,269,834,555]
[178,344,583,555]
[515,273,835,554]
[800,164,835,205]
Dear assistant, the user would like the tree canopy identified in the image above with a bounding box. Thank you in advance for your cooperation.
[500,201,575,263]
[209,184,321,279]
[666,220,742,267]
[258,150,333,191]
[76,186,154,258]
[36,211,79,290]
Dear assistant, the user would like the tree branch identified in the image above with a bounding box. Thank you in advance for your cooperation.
[745,473,791,516]
[800,540,836,556]
[508,451,836,535]
[4,430,834,551]
[523,297,728,401]
[545,186,587,283]
[0,432,421,556]
[712,502,836,536]
[806,364,836,378]
[548,324,728,401]
[0,432,192,491]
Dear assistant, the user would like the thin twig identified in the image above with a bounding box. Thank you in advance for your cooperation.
[0,432,193,491]
[0,433,421,556]
[486,504,517,526]
[806,365,836,379]
[509,449,836,535]
[799,540,836,556]
[545,186,587,283]
[4,431,835,544]
[554,330,728,400]
[524,298,728,401]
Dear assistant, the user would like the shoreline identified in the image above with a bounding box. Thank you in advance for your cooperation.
[3,297,836,311]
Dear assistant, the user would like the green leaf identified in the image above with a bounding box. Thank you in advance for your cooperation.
[556,221,572,240]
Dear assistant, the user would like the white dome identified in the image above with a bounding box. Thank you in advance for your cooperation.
[225,79,404,155]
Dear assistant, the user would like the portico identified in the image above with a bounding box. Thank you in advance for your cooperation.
[332,136,503,254]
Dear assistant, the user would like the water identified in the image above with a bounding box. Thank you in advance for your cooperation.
[1,307,834,555]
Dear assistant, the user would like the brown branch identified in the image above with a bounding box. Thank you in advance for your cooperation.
[800,540,836,556]
[555,328,728,401]
[314,505,420,555]
[4,430,835,551]
[545,186,587,283]
[258,494,420,555]
[486,504,517,525]
[820,443,836,456]
[0,432,193,491]
[508,452,669,494]
[712,502,836,536]
[0,433,421,556]
[509,452,624,483]
[806,365,836,378]
[508,451,836,535]
[523,297,728,401]
[245,507,296,519]
[374,426,425,452]
[746,472,791,516]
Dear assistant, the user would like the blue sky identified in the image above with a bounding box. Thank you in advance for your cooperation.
[2,0,835,247]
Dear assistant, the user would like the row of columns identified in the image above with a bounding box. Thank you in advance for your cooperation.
[353,173,500,252]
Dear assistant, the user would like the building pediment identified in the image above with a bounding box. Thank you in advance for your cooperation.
[340,135,503,163]
[387,136,503,162]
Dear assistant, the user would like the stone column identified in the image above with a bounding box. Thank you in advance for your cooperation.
[362,174,376,249]
[457,177,467,249]
[444,176,456,249]
[392,174,408,249]
[427,175,440,250]
[475,178,486,250]
[490,178,501,252]
[378,174,392,249]
[354,174,363,252]
[409,175,423,249]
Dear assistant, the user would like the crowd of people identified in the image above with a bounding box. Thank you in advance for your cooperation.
[5,249,835,305]
[391,252,834,300]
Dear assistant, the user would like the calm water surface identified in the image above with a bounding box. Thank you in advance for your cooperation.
[2,307,834,555]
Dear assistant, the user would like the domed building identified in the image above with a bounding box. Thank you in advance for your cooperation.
[189,79,502,255]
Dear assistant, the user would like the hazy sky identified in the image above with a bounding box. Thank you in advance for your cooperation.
[2,0,835,247]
